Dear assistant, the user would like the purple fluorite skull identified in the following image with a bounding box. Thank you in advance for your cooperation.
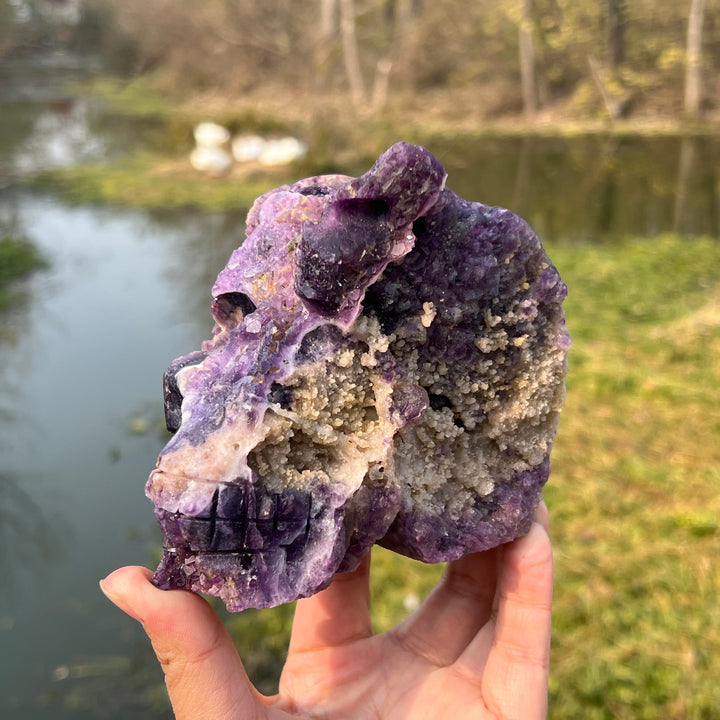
[147,142,569,611]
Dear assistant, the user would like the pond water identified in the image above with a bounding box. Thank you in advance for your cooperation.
[0,191,247,719]
[0,59,719,720]
[429,132,720,242]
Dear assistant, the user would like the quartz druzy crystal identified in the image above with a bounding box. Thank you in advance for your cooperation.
[147,142,569,611]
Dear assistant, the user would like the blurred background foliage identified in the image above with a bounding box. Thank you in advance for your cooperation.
[1,0,719,123]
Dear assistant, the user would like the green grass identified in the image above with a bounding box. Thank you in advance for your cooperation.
[545,235,720,719]
[30,154,290,212]
[218,234,720,718]
[70,77,182,120]
[0,235,46,313]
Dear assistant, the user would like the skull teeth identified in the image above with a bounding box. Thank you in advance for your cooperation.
[156,483,313,553]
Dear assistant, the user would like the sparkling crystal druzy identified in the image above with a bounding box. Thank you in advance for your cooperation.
[147,142,569,611]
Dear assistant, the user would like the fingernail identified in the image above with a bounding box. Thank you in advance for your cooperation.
[99,577,121,605]
[99,577,142,622]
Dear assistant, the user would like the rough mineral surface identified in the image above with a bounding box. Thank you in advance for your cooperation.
[147,142,569,611]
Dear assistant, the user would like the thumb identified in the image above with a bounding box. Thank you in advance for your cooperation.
[100,566,263,720]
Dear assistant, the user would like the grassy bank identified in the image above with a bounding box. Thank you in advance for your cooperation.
[545,236,720,718]
[31,153,289,212]
[219,234,720,718]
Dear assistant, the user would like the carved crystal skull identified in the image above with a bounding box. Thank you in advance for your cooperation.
[146,142,569,611]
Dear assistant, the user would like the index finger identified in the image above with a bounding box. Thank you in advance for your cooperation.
[100,566,265,720]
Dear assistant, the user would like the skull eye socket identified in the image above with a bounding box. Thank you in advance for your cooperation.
[211,292,257,330]
[163,352,206,433]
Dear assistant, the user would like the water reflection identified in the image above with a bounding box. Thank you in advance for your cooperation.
[0,191,246,719]
[0,472,66,588]
[41,648,171,720]
[675,135,697,233]
[674,135,719,236]
[0,91,189,187]
[431,133,720,241]
[149,207,248,325]
[11,97,108,175]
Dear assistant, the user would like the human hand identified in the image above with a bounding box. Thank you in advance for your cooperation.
[100,502,552,720]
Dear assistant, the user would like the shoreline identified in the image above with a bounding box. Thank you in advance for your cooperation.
[17,77,720,216]
[82,77,720,140]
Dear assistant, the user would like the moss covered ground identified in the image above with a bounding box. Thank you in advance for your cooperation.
[219,234,720,718]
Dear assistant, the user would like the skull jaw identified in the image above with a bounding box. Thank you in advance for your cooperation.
[149,457,548,611]
[148,321,414,611]
[150,477,403,611]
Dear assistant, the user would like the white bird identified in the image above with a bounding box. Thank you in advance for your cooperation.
[258,137,308,166]
[189,147,233,177]
[193,122,230,149]
[231,134,267,162]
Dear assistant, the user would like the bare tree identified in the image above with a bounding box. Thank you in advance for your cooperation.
[684,0,706,117]
[370,0,417,111]
[607,0,626,69]
[314,0,337,90]
[337,0,419,112]
[519,0,537,118]
[339,0,366,107]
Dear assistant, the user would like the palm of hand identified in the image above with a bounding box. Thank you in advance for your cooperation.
[279,638,490,718]
[101,511,552,720]
[277,627,500,719]
[274,523,551,720]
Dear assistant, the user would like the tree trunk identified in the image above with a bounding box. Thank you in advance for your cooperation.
[370,0,416,112]
[320,0,335,38]
[588,55,620,122]
[684,0,705,118]
[518,0,537,118]
[339,0,366,107]
[607,0,626,69]
[314,0,336,90]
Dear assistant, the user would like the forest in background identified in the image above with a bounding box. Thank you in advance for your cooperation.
[1,0,719,127]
